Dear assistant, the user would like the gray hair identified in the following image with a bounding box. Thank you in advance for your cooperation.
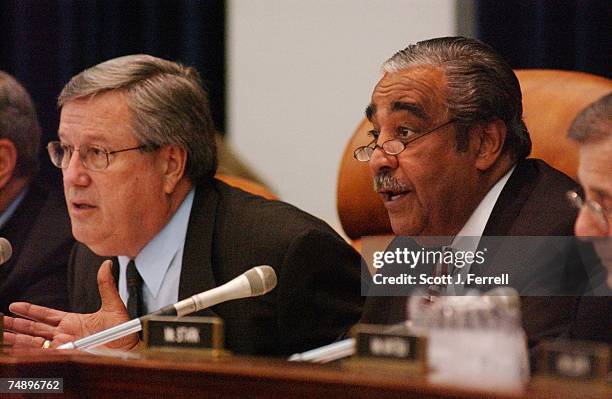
[58,54,217,181]
[383,36,531,160]
[0,71,41,178]
[568,93,612,144]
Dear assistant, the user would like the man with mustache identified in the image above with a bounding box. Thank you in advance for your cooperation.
[3,54,363,355]
[356,37,607,345]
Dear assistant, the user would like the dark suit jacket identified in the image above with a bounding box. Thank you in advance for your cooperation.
[0,178,74,314]
[361,159,611,346]
[67,179,364,356]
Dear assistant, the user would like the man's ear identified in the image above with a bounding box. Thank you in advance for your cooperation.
[472,119,507,171]
[0,139,18,190]
[158,145,188,194]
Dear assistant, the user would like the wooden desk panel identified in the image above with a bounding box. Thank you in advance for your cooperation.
[0,349,607,399]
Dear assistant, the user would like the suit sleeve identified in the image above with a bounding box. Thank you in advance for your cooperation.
[274,228,364,354]
[19,244,71,311]
[67,243,110,313]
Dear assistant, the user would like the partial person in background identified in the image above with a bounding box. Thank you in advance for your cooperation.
[568,92,612,283]
[567,93,612,342]
[0,71,73,314]
[3,55,363,355]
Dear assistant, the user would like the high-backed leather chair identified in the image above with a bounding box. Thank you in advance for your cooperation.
[336,69,612,243]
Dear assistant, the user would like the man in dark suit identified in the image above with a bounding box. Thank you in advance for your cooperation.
[0,71,73,314]
[3,55,363,355]
[568,93,611,284]
[354,37,603,345]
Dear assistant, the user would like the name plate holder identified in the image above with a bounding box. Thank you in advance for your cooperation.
[343,324,426,374]
[537,339,610,385]
[143,316,227,357]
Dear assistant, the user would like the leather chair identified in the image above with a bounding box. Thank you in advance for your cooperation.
[215,134,277,200]
[216,174,278,200]
[336,69,612,245]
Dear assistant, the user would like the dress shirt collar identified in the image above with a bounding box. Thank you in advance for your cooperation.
[118,188,195,300]
[452,165,516,252]
[442,165,516,295]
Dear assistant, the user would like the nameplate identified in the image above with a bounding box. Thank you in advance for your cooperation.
[344,324,426,373]
[143,316,225,355]
[538,340,610,382]
[427,329,528,394]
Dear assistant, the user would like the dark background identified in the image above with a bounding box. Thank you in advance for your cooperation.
[476,0,610,78]
[0,0,225,182]
[0,0,609,181]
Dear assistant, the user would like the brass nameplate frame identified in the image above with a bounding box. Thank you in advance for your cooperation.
[344,324,426,373]
[143,316,226,356]
[538,339,610,383]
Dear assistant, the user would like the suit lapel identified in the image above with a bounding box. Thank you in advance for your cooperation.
[179,182,218,315]
[470,160,537,279]
[482,159,537,236]
[0,185,44,279]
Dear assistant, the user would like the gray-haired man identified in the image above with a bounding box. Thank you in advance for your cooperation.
[4,55,363,355]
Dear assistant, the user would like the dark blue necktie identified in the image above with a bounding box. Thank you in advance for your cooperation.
[126,260,145,319]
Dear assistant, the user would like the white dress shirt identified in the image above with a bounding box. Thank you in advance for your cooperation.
[446,165,516,293]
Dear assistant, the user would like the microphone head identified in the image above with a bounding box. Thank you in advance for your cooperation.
[244,265,277,296]
[0,237,12,265]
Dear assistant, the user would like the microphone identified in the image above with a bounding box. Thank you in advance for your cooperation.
[0,238,12,265]
[289,338,355,363]
[57,265,277,350]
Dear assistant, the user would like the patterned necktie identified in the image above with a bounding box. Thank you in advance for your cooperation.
[425,246,454,303]
[126,260,145,319]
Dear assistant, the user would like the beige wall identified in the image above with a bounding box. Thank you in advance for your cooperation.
[228,0,459,234]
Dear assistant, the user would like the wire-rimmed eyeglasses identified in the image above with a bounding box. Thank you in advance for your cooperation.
[566,190,610,233]
[353,119,456,162]
[47,141,149,171]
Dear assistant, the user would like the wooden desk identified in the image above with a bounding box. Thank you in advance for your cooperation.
[0,348,608,399]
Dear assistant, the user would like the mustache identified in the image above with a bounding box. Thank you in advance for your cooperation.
[373,172,409,192]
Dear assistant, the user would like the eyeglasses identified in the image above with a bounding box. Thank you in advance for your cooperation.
[353,119,456,162]
[566,190,610,233]
[47,141,148,171]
